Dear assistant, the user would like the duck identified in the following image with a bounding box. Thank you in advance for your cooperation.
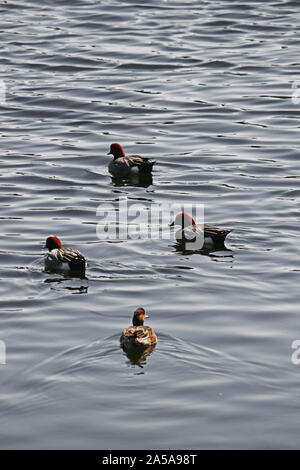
[120,308,157,347]
[44,235,87,271]
[170,212,231,249]
[108,143,156,177]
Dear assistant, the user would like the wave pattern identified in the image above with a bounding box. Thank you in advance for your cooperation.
[0,0,299,449]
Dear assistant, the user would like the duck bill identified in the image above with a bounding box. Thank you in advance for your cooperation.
[107,151,112,155]
[169,221,175,227]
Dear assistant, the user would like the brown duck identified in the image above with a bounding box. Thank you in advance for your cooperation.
[120,308,157,347]
[108,143,156,177]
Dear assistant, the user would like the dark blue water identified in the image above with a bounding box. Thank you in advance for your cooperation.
[0,0,300,449]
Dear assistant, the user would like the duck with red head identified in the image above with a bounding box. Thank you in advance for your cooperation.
[120,308,157,347]
[44,235,86,272]
[170,211,231,249]
[108,143,156,177]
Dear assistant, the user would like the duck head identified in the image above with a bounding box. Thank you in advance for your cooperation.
[132,307,148,326]
[107,143,126,160]
[45,235,62,251]
[170,212,196,228]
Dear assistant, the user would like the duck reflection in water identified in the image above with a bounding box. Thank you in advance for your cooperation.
[120,308,157,367]
[121,343,156,367]
[174,241,233,257]
[110,173,153,188]
[43,272,88,294]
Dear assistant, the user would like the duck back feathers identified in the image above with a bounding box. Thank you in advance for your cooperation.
[120,325,157,347]
[45,247,86,270]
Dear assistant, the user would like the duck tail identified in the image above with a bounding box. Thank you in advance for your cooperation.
[68,257,86,271]
[140,159,156,174]
[221,229,232,242]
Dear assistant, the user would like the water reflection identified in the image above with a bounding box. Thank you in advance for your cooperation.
[173,241,234,261]
[43,273,88,294]
[172,242,233,257]
[44,267,87,279]
[110,174,153,188]
[121,343,156,368]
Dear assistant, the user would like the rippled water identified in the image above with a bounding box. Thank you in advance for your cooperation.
[1,0,300,449]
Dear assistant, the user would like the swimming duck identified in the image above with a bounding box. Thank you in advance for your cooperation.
[170,212,231,248]
[108,143,156,177]
[44,235,87,271]
[120,308,157,347]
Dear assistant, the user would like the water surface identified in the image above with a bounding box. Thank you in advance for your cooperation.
[0,0,300,449]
